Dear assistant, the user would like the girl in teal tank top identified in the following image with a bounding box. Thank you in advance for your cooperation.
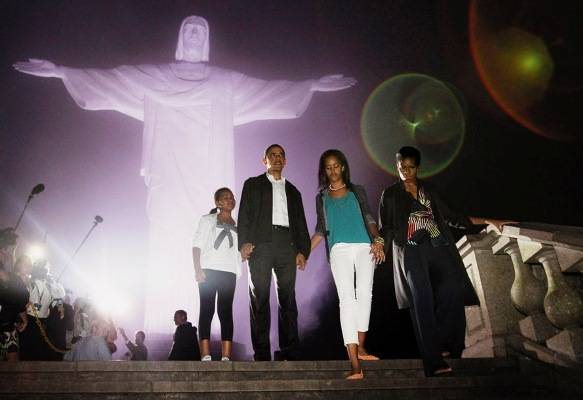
[310,149,385,380]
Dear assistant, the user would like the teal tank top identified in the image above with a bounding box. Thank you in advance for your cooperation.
[324,191,370,249]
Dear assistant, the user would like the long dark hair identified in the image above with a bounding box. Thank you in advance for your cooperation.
[317,149,352,191]
[209,187,233,214]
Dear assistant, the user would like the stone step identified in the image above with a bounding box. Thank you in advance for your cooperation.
[0,358,566,400]
[0,376,557,400]
[0,375,554,392]
[0,358,518,382]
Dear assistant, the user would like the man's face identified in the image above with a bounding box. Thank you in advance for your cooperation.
[174,312,185,326]
[135,332,145,345]
[182,22,206,51]
[263,146,286,174]
[397,157,419,182]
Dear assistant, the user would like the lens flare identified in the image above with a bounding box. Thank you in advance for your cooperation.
[469,0,582,141]
[361,73,465,178]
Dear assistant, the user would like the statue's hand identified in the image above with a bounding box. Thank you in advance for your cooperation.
[13,58,63,78]
[311,74,357,92]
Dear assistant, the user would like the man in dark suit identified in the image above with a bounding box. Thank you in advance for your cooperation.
[168,309,200,361]
[238,144,311,361]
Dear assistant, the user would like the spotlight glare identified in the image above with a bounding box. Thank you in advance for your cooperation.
[27,244,46,263]
[90,288,131,319]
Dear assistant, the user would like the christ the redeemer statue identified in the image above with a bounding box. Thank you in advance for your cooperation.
[14,16,356,334]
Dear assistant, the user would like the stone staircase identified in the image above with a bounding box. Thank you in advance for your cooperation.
[0,357,578,399]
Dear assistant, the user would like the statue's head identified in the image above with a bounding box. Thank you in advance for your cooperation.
[175,15,210,63]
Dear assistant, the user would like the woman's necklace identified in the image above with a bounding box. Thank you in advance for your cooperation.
[329,183,346,191]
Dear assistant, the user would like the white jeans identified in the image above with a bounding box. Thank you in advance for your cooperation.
[329,243,375,345]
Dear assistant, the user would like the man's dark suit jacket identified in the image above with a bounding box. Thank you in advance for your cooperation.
[238,173,311,259]
[168,322,200,361]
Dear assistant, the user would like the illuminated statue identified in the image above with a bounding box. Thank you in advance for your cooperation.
[14,16,356,334]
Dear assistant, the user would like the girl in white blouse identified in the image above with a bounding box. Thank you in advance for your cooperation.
[192,188,241,361]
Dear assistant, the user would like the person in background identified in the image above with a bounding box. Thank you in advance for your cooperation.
[0,228,18,274]
[18,260,66,360]
[310,149,384,380]
[64,317,113,361]
[193,187,241,361]
[119,328,148,361]
[72,297,92,343]
[168,309,200,361]
[46,288,76,360]
[62,292,75,350]
[0,261,29,361]
[13,256,32,289]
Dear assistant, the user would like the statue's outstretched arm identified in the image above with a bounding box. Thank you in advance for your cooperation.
[311,74,357,92]
[13,58,64,79]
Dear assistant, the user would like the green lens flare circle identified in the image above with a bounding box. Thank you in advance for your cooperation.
[361,73,465,178]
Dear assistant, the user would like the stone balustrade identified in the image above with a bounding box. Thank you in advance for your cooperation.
[459,223,583,365]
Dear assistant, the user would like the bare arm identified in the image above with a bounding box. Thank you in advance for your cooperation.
[310,233,324,251]
[369,222,381,239]
[118,327,129,342]
[192,247,206,282]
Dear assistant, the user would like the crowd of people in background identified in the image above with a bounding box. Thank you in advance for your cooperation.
[0,144,511,380]
[0,230,205,362]
[0,238,118,362]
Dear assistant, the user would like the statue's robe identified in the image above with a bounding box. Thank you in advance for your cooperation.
[61,63,314,333]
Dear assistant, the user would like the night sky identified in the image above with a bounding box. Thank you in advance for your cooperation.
[1,0,582,359]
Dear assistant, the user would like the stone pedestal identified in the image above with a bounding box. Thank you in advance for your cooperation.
[492,236,545,315]
[537,250,583,329]
[462,334,508,358]
[519,314,560,343]
[546,328,583,362]
[458,232,522,358]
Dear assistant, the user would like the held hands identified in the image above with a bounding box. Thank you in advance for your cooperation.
[311,74,357,92]
[13,58,63,78]
[370,241,385,264]
[296,253,307,271]
[240,243,255,261]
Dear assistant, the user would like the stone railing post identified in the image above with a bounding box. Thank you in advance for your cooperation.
[538,249,583,329]
[458,224,583,365]
[458,231,522,358]
[490,237,558,343]
[492,236,545,316]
